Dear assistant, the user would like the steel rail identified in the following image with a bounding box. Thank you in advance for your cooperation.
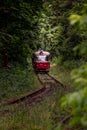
[0,73,66,106]
[47,73,66,88]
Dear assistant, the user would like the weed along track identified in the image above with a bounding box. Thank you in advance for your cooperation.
[37,73,66,89]
[1,73,66,106]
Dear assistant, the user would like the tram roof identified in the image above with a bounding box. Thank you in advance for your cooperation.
[34,50,50,56]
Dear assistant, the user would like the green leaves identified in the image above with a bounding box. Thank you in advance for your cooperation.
[37,9,63,51]
[60,3,87,129]
[69,14,82,25]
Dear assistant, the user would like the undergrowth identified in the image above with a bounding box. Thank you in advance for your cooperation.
[0,62,74,130]
[0,64,39,102]
[0,85,64,130]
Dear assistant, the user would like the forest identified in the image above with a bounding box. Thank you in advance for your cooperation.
[0,0,87,130]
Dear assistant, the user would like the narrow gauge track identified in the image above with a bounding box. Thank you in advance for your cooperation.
[1,73,66,106]
[37,73,65,89]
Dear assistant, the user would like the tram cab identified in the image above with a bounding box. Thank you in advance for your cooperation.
[32,50,50,72]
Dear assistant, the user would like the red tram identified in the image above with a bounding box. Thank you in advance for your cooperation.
[32,50,50,72]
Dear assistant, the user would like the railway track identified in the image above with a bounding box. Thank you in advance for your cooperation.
[0,73,66,106]
[37,73,65,88]
[37,73,67,94]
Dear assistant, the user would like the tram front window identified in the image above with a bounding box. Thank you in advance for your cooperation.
[37,55,46,62]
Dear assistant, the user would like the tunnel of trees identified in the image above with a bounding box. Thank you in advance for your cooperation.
[0,0,85,65]
[0,0,87,129]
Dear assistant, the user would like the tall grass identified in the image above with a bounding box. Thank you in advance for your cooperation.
[0,63,72,130]
[0,64,39,102]
[0,85,64,130]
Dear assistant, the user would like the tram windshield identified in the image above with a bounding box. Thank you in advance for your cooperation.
[37,55,46,62]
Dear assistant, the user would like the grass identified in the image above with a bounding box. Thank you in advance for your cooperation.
[50,58,84,85]
[0,86,64,130]
[50,64,73,86]
[0,62,73,130]
[0,64,41,102]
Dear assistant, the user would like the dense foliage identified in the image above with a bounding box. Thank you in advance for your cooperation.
[0,0,85,64]
[0,0,87,130]
[0,0,42,64]
[37,0,85,61]
[61,4,87,130]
